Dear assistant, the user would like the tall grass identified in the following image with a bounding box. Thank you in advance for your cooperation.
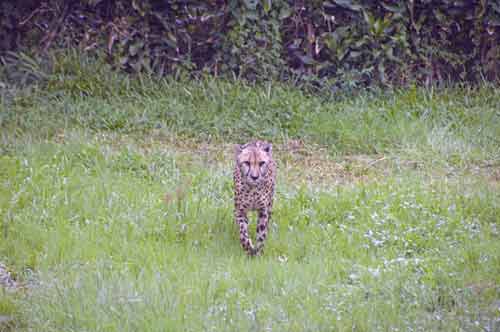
[2,52,499,162]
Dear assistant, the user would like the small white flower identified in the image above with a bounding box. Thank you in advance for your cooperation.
[278,255,288,263]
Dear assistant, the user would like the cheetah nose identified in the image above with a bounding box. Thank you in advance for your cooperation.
[250,175,259,180]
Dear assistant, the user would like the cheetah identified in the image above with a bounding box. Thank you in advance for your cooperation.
[233,141,276,256]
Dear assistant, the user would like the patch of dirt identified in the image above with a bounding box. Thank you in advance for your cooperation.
[164,139,387,186]
[473,161,500,188]
[50,130,500,188]
[278,151,382,186]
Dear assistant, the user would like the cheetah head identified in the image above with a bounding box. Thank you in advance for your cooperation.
[236,141,273,187]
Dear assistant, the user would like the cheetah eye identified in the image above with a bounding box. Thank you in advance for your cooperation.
[243,161,250,167]
[259,161,265,167]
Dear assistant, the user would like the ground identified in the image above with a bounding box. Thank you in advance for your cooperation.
[0,79,499,332]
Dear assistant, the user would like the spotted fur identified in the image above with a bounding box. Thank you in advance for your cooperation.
[233,141,276,256]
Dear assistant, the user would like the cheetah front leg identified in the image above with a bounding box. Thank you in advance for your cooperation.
[254,208,270,255]
[236,210,255,255]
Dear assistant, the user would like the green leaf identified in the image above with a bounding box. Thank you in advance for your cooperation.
[324,35,337,50]
[380,2,404,14]
[86,0,105,6]
[263,0,272,13]
[378,61,386,82]
[363,10,374,26]
[491,2,500,13]
[298,55,315,65]
[354,39,366,48]
[165,32,177,48]
[433,9,447,23]
[244,0,258,10]
[332,26,350,41]
[245,12,258,20]
[332,0,363,12]
[129,42,143,56]
[487,17,500,26]
[349,50,362,58]
[119,56,129,65]
[279,6,292,20]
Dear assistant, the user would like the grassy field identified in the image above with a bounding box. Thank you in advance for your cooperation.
[0,72,499,331]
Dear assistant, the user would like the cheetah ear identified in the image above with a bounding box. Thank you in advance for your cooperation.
[234,144,243,156]
[262,142,272,154]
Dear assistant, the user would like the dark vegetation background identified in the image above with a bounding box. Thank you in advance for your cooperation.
[1,0,499,93]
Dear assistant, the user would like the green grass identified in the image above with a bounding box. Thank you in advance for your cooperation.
[2,69,499,161]
[1,62,499,331]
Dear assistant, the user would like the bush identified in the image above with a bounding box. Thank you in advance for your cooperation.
[1,0,499,88]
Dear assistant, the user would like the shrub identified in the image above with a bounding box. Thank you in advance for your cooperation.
[1,0,499,88]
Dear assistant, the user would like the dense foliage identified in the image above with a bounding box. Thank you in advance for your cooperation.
[1,0,499,89]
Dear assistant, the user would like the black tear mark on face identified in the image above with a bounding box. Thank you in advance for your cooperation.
[241,161,251,177]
